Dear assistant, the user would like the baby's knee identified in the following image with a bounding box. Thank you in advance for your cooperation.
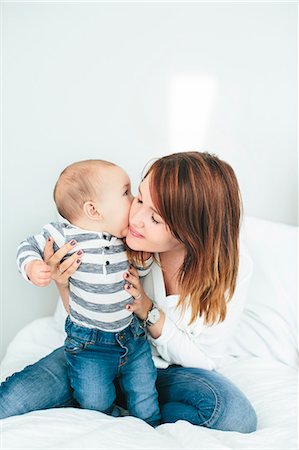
[74,386,115,413]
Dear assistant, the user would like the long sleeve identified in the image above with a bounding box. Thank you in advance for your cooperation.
[135,255,154,279]
[16,222,66,282]
[147,243,253,370]
[148,315,216,370]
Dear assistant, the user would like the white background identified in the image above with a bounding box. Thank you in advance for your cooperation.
[1,1,297,360]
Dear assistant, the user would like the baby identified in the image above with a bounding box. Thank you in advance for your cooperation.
[16,159,161,427]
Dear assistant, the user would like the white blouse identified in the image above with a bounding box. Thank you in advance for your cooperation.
[142,242,253,370]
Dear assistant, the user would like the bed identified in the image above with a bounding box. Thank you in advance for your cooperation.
[1,216,298,449]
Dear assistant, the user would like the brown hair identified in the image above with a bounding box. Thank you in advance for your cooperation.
[145,151,242,325]
[53,159,115,222]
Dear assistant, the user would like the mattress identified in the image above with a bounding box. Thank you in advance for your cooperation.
[1,315,297,449]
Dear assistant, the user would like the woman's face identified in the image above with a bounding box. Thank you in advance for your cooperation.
[126,174,183,254]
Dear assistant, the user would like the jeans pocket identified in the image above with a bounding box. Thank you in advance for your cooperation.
[64,336,87,354]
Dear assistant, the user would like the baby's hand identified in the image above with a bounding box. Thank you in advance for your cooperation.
[25,260,52,287]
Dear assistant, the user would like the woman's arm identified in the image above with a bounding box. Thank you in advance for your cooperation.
[56,283,70,313]
[145,311,166,339]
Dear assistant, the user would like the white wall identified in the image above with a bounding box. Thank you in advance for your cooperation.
[1,2,297,360]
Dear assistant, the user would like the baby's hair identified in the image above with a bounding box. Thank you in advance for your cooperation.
[53,159,116,223]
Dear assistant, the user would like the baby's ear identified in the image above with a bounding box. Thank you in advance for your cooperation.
[83,201,102,220]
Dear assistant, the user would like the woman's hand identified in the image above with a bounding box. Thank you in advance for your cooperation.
[43,237,83,288]
[124,266,153,320]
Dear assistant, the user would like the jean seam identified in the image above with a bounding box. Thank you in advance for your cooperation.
[161,371,222,427]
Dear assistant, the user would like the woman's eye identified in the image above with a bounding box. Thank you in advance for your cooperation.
[151,214,159,224]
[124,190,128,196]
[137,197,143,204]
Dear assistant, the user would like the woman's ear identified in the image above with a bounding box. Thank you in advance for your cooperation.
[83,201,102,221]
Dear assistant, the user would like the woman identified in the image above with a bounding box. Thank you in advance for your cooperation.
[0,151,257,432]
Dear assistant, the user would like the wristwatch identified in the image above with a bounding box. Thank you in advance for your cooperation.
[143,304,161,327]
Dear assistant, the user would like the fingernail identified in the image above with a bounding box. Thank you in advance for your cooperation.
[76,259,81,264]
[77,250,83,255]
[70,240,77,246]
[125,272,129,278]
[48,237,52,242]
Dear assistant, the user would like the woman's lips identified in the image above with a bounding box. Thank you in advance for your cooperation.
[128,226,144,239]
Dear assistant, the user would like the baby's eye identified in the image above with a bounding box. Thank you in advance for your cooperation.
[124,189,129,196]
[151,214,159,224]
[137,197,143,204]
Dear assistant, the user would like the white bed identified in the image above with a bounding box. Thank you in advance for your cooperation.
[1,216,298,449]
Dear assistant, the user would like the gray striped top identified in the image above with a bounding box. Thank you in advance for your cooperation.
[17,222,152,332]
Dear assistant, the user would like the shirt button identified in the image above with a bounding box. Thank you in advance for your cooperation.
[105,261,110,265]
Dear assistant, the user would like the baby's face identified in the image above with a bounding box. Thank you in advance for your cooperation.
[96,165,133,238]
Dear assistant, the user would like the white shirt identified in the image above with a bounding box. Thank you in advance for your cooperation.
[143,242,253,370]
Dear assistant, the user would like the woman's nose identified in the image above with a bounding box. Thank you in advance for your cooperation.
[130,209,144,228]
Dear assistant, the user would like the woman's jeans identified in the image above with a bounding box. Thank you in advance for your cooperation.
[0,347,257,433]
[64,315,160,427]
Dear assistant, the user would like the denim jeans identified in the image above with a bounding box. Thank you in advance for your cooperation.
[0,347,257,432]
[63,315,160,427]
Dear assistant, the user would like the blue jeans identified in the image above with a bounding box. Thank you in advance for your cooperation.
[64,315,160,427]
[0,347,257,432]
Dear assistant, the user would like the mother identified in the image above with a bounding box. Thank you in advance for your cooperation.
[0,151,257,432]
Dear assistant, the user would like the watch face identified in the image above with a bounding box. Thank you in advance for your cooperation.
[148,307,160,324]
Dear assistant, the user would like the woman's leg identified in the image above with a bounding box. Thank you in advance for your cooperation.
[156,365,257,433]
[0,347,77,419]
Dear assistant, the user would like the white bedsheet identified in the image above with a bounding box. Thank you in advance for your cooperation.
[1,316,298,449]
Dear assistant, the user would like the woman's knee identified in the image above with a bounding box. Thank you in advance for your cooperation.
[157,366,257,433]
[0,347,74,419]
[202,383,257,433]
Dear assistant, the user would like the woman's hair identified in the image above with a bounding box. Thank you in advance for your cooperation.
[145,151,242,326]
[53,159,115,223]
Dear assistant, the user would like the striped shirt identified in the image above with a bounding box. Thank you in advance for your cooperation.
[16,222,152,332]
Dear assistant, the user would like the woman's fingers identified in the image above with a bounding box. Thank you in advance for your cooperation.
[123,266,144,302]
[44,239,78,267]
[58,250,83,274]
[56,257,82,284]
[125,283,140,298]
[124,267,140,286]
[127,266,138,277]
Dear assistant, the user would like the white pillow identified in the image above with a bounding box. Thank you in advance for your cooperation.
[228,216,298,368]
